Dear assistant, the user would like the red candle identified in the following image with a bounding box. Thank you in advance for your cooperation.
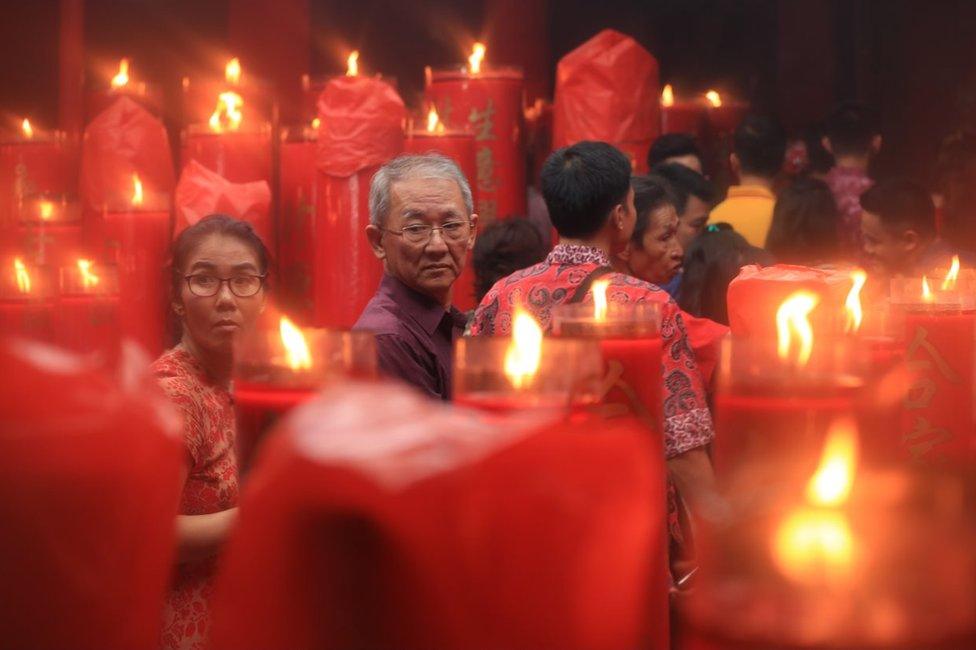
[404,107,479,311]
[0,120,72,231]
[278,123,318,323]
[704,89,750,135]
[14,196,84,268]
[181,124,272,186]
[660,84,705,136]
[55,258,120,357]
[86,57,162,120]
[0,257,55,341]
[424,43,526,223]
[102,174,171,355]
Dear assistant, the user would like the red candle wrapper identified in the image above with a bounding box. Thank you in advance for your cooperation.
[313,75,405,328]
[0,340,183,650]
[553,29,661,173]
[0,127,72,231]
[174,159,272,248]
[425,65,526,223]
[209,380,665,650]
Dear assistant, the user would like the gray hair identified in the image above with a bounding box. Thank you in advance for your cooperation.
[368,153,474,226]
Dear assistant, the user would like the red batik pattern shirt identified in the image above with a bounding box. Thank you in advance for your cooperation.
[470,244,714,457]
[153,345,239,650]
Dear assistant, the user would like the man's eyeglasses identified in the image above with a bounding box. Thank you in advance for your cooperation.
[382,220,472,245]
[184,274,266,298]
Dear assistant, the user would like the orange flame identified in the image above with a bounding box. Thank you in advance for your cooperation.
[346,50,360,77]
[705,90,722,107]
[592,278,610,321]
[37,200,55,221]
[131,174,144,207]
[76,259,100,289]
[807,418,859,506]
[661,84,675,107]
[941,255,960,291]
[279,316,312,370]
[311,117,321,130]
[921,275,934,303]
[776,291,819,366]
[468,42,486,74]
[225,57,241,85]
[426,105,445,134]
[110,58,130,89]
[208,91,244,133]
[504,309,542,389]
[21,118,33,139]
[844,270,867,334]
[13,258,31,294]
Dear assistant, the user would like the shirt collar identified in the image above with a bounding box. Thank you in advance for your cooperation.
[379,274,456,336]
[727,184,775,200]
[546,244,613,267]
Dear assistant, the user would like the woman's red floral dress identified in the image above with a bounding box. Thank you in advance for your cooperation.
[153,345,238,650]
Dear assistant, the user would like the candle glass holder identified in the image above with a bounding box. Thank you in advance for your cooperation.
[453,335,604,413]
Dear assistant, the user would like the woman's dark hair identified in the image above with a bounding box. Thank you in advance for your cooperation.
[648,133,703,170]
[733,115,787,178]
[765,178,842,265]
[472,218,549,302]
[541,141,632,239]
[631,174,677,245]
[169,214,271,299]
[678,226,774,325]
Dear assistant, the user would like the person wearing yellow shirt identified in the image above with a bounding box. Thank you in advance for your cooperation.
[709,115,786,247]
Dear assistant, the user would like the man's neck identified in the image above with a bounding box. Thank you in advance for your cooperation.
[833,154,870,172]
[737,174,775,190]
[557,234,614,258]
[386,273,451,310]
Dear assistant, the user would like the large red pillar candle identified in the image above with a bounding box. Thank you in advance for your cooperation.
[102,177,171,356]
[181,123,273,186]
[14,196,84,268]
[0,121,71,232]
[55,258,120,357]
[314,65,405,328]
[233,315,376,471]
[210,380,665,650]
[704,90,750,136]
[424,43,526,222]
[660,85,706,137]
[404,108,479,311]
[552,29,660,174]
[0,257,55,342]
[278,123,318,322]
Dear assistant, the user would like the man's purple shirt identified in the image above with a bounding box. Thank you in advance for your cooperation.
[353,274,468,400]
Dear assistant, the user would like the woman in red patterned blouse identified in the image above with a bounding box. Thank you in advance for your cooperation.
[152,215,268,650]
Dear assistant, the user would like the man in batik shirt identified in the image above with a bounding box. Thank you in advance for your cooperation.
[470,141,715,516]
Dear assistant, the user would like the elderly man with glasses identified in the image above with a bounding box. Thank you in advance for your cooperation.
[354,154,478,400]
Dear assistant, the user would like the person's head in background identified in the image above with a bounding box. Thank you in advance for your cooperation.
[648,133,704,175]
[472,218,549,302]
[652,162,716,250]
[765,178,842,266]
[677,224,775,325]
[860,179,937,276]
[802,123,835,180]
[822,102,881,171]
[541,141,636,255]
[731,115,787,189]
[614,175,683,286]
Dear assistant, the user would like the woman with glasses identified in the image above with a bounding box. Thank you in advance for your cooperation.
[151,214,268,650]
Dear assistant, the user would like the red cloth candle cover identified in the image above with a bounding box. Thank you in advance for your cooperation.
[86,58,162,120]
[314,72,405,328]
[0,124,72,232]
[404,116,479,311]
[209,380,666,650]
[278,125,318,322]
[424,61,526,222]
[55,259,120,358]
[0,258,55,342]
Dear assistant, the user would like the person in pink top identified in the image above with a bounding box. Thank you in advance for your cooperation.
[152,215,269,650]
[822,102,881,254]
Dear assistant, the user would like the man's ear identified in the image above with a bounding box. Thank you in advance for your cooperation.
[821,136,834,156]
[610,203,626,231]
[365,224,386,260]
[900,228,921,254]
[466,213,479,251]
[871,134,882,154]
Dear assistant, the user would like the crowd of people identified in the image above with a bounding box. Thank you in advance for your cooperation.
[152,101,972,648]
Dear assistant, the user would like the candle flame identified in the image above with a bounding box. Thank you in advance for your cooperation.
[776,291,819,367]
[941,255,960,291]
[13,258,31,294]
[504,309,543,389]
[225,57,241,85]
[844,270,867,334]
[468,42,486,74]
[661,84,675,107]
[110,58,130,89]
[921,275,934,303]
[705,90,722,108]
[77,259,100,289]
[38,200,55,221]
[592,278,610,321]
[346,50,360,77]
[208,91,244,133]
[21,118,33,139]
[426,105,445,134]
[131,173,144,206]
[279,316,312,371]
[311,117,321,130]
[806,417,859,507]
